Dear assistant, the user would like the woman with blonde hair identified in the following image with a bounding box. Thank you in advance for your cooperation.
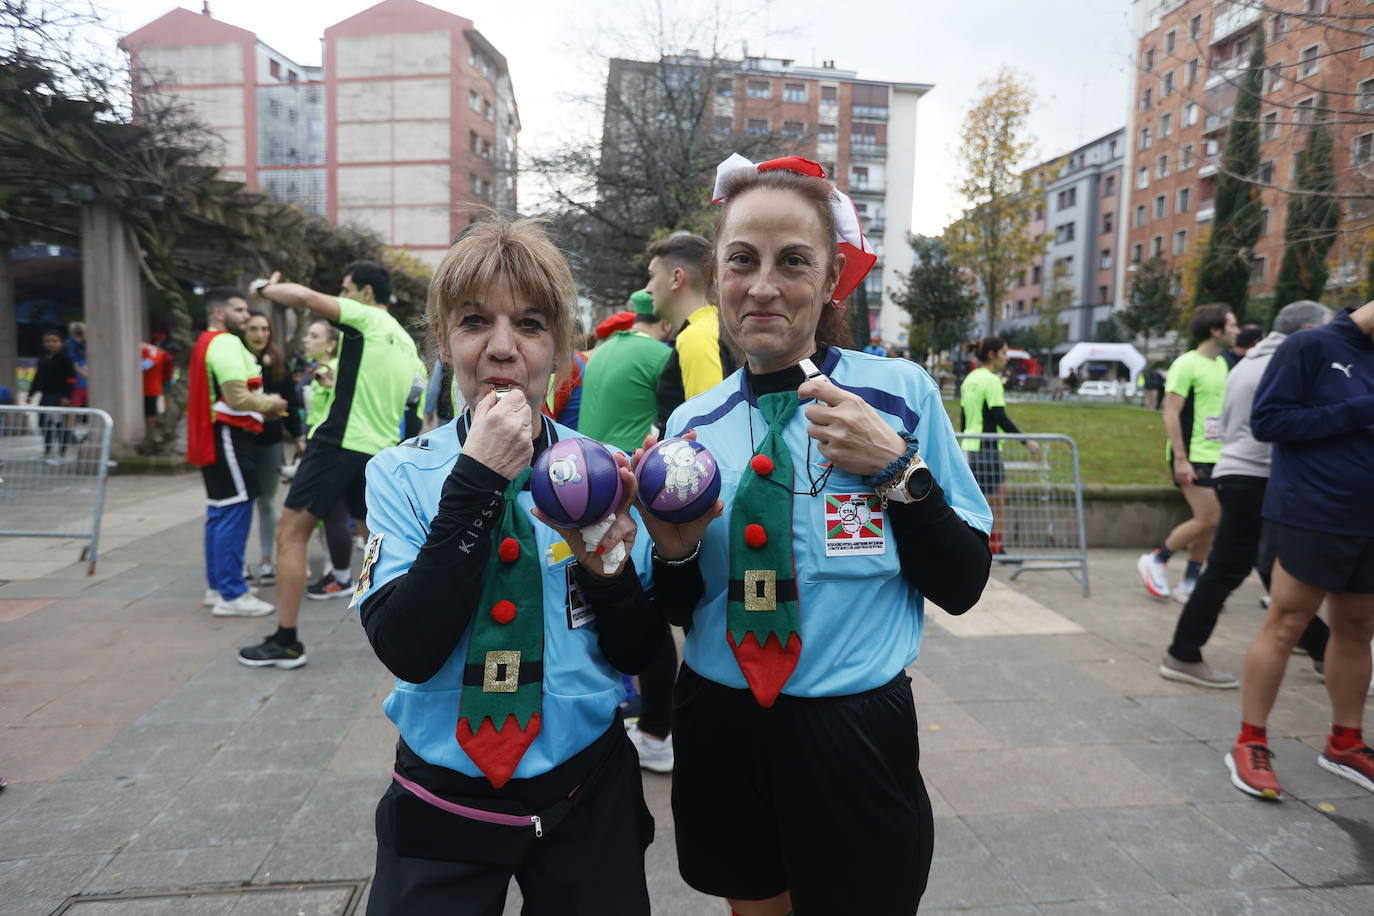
[355,217,663,915]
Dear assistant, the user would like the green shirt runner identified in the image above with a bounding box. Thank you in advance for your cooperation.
[959,366,1007,452]
[578,329,672,452]
[1164,349,1229,464]
[309,298,416,456]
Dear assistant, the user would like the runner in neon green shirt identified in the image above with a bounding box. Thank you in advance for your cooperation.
[1138,304,1238,603]
[959,336,1037,557]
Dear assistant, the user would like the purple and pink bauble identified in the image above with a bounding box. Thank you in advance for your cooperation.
[635,438,721,523]
[531,438,624,528]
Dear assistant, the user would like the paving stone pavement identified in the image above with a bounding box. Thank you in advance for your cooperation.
[1,475,1372,915]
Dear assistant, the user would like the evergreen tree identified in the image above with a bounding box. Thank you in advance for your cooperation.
[1194,40,1265,317]
[1273,95,1340,307]
[892,235,978,360]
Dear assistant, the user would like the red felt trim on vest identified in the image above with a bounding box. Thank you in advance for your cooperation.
[456,712,542,789]
[727,630,801,707]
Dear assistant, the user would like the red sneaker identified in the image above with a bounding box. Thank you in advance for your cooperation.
[1317,741,1374,794]
[1225,741,1282,800]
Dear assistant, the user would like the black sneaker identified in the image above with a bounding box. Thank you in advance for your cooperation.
[238,636,307,669]
[306,572,352,601]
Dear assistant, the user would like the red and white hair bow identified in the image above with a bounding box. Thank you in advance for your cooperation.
[711,153,877,304]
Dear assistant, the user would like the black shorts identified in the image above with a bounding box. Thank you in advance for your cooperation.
[1168,459,1214,489]
[201,424,259,506]
[1259,520,1374,595]
[671,665,933,913]
[967,448,1005,491]
[368,723,653,915]
[284,441,370,519]
[143,395,159,418]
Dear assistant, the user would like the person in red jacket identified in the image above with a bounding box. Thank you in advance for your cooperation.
[141,340,175,436]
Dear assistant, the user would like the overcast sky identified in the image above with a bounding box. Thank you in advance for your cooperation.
[100,0,1134,236]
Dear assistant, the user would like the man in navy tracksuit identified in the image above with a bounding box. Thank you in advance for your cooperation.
[1224,302,1374,801]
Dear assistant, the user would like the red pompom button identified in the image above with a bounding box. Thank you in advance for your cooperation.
[744,523,768,548]
[490,600,517,624]
[750,454,774,476]
[498,538,520,563]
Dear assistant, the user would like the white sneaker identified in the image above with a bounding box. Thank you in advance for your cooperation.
[1137,552,1170,599]
[1172,577,1197,605]
[211,592,275,617]
[204,585,258,606]
[626,723,674,773]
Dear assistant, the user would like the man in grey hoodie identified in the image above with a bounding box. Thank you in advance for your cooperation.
[1160,301,1333,688]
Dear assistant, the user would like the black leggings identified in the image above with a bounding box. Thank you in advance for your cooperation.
[1169,475,1329,662]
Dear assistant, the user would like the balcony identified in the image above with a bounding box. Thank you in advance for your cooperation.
[1203,114,1227,135]
[850,143,887,160]
[863,217,886,233]
[1198,158,1218,178]
[848,182,886,196]
[852,105,889,121]
[1196,202,1215,223]
[1212,0,1261,43]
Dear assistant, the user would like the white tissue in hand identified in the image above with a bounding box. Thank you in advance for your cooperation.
[581,513,626,575]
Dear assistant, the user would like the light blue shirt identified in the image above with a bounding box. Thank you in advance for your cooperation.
[666,348,992,697]
[356,416,653,778]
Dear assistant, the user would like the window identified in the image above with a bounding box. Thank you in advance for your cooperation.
[1267,61,1285,94]
[482,179,492,200]
[782,120,805,138]
[1361,79,1374,112]
[1099,249,1112,269]
[820,85,837,102]
[1144,48,1155,72]
[482,99,492,120]
[1055,222,1076,243]
[1034,205,1045,221]
[1015,270,1026,288]
[746,117,768,135]
[1162,71,1175,97]
[1299,45,1319,79]
[1272,13,1286,43]
[1296,97,1315,126]
[1099,285,1110,304]
[1132,243,1144,264]
[1189,14,1202,40]
[1136,166,1149,190]
[1180,144,1193,170]
[1015,300,1025,316]
[1356,132,1374,165]
[1250,256,1267,286]
[818,123,836,141]
[469,172,480,194]
[852,166,870,186]
[468,89,481,112]
[1177,187,1192,213]
[469,131,480,153]
[270,60,281,79]
[1184,103,1198,127]
[713,115,732,135]
[1134,204,1146,227]
[1031,297,1040,314]
[1104,174,1116,197]
[1165,29,1176,54]
[1057,187,1077,209]
[716,78,733,96]
[1259,208,1270,236]
[1151,235,1163,258]
[1259,159,1275,184]
[1305,0,1325,12]
[1154,194,1166,219]
[1139,127,1152,150]
[1032,264,1042,284]
[1364,27,1374,61]
[747,79,771,99]
[1140,87,1153,112]
[1156,154,1169,179]
[1261,112,1278,141]
[783,82,806,102]
[1103,211,1114,233]
[1161,113,1173,137]
[1186,57,1200,87]
[1173,229,1187,256]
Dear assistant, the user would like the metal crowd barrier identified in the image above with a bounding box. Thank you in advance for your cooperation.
[955,432,1090,596]
[0,404,114,574]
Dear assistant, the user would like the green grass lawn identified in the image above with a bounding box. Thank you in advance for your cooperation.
[942,400,1166,487]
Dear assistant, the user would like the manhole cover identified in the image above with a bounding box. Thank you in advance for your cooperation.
[52,880,367,915]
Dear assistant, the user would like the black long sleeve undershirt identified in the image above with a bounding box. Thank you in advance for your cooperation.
[989,405,1022,436]
[652,345,991,625]
[360,452,666,684]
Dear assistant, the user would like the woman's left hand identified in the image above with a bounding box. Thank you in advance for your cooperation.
[798,377,905,477]
[531,454,639,579]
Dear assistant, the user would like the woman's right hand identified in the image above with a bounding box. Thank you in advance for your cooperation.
[462,390,534,480]
[314,365,334,389]
[631,430,723,560]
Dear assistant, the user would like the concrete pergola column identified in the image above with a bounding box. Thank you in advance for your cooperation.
[80,202,147,456]
[0,250,15,399]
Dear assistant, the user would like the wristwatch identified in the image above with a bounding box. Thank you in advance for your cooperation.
[876,451,931,506]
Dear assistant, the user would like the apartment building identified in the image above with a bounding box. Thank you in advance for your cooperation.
[996,129,1125,344]
[1120,0,1374,309]
[605,54,932,347]
[122,0,519,267]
